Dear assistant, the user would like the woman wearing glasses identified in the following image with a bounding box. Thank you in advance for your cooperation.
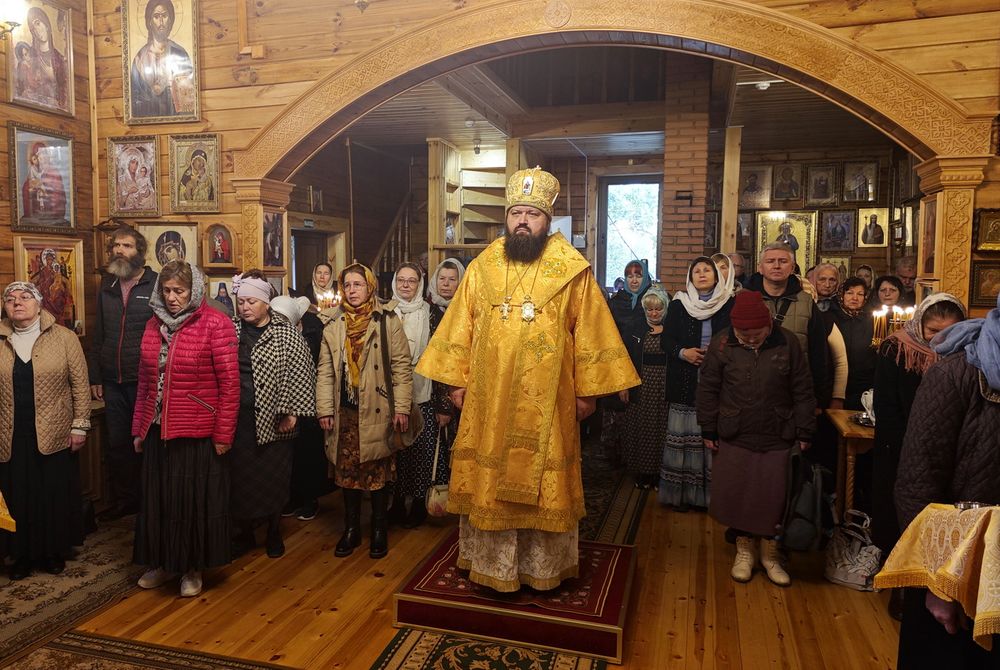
[387,262,444,528]
[0,282,90,580]
[316,264,414,559]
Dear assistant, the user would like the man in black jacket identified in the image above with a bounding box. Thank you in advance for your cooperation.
[88,225,157,521]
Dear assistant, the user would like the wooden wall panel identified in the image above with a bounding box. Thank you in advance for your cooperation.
[0,0,97,341]
[78,0,998,301]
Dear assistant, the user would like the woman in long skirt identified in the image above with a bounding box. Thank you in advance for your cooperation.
[131,262,240,597]
[229,271,316,558]
[316,264,415,559]
[659,256,734,510]
[619,286,669,489]
[0,282,90,580]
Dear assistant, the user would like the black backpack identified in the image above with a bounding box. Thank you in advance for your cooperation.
[779,446,836,552]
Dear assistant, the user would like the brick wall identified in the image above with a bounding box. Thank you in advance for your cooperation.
[660,55,712,289]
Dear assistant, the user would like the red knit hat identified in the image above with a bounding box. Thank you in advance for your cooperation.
[730,290,773,330]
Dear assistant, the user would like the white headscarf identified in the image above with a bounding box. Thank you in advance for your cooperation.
[428,258,466,309]
[673,255,735,321]
[392,265,431,404]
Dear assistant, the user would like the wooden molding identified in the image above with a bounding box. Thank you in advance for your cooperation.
[915,156,992,193]
[232,178,295,208]
[237,0,266,59]
[233,0,993,182]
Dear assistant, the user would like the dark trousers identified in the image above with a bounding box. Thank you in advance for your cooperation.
[103,381,141,511]
[898,588,1000,669]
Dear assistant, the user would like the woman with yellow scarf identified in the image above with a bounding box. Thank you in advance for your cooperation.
[316,264,415,559]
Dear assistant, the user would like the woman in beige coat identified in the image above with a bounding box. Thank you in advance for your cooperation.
[0,281,90,580]
[317,264,415,559]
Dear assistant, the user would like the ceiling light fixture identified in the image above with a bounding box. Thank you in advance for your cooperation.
[464,117,475,128]
[735,79,784,90]
[473,138,481,155]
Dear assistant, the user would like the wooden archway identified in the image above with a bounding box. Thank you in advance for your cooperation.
[233,0,993,183]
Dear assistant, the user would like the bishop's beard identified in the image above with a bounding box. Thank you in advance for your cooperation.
[504,229,548,264]
[106,254,144,279]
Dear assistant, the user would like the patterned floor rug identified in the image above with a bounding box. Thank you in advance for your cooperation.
[380,438,646,669]
[370,628,608,670]
[4,631,291,670]
[0,525,139,666]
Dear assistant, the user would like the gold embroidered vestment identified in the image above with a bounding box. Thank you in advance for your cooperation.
[415,233,639,534]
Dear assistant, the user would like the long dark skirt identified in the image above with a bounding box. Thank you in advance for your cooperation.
[133,425,231,573]
[0,439,83,562]
[709,440,789,538]
[394,402,451,499]
[289,417,333,504]
[230,434,293,521]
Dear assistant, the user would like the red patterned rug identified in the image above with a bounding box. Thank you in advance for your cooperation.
[394,528,635,662]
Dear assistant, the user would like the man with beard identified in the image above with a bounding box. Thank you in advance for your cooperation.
[129,0,195,119]
[88,225,158,521]
[416,167,639,592]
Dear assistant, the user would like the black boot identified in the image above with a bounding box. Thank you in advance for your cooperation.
[387,491,407,527]
[334,489,363,557]
[266,514,285,558]
[369,488,389,559]
[231,521,256,557]
[402,499,427,529]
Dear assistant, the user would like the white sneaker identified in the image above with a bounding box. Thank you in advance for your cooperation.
[180,571,203,597]
[137,567,174,589]
[731,536,757,583]
[760,539,791,587]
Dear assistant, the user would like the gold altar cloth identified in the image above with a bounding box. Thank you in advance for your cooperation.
[874,503,1000,650]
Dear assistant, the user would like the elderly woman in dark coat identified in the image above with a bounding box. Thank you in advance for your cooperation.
[697,290,816,587]
[871,293,966,619]
[617,285,670,490]
[892,293,1000,668]
[228,271,316,559]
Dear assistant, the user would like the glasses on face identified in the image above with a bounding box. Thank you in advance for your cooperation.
[343,282,367,291]
[396,278,419,286]
[4,295,37,305]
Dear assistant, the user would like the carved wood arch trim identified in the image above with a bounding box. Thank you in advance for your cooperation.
[233,0,994,182]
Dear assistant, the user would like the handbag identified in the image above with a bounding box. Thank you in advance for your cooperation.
[824,509,882,591]
[424,428,449,517]
[378,311,423,451]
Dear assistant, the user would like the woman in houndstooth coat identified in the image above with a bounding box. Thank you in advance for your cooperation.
[228,270,316,560]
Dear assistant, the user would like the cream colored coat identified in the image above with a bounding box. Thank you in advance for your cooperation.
[316,299,414,465]
[0,310,91,461]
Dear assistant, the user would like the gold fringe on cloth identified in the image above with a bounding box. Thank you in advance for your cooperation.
[874,503,1000,650]
[0,490,14,532]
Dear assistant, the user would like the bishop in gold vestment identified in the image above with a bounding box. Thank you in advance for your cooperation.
[416,167,639,592]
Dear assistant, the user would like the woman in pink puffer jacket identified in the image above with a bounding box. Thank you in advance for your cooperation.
[131,260,239,598]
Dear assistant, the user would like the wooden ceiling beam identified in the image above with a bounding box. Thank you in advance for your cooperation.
[710,61,738,129]
[510,101,665,139]
[433,64,529,138]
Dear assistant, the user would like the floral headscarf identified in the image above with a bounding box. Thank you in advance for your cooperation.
[339,263,378,392]
[887,292,966,375]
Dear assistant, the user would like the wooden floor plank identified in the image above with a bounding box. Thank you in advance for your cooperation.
[77,493,901,669]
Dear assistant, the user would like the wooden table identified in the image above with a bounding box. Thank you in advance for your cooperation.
[825,409,875,519]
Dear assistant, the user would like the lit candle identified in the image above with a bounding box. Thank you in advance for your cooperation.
[871,306,888,348]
